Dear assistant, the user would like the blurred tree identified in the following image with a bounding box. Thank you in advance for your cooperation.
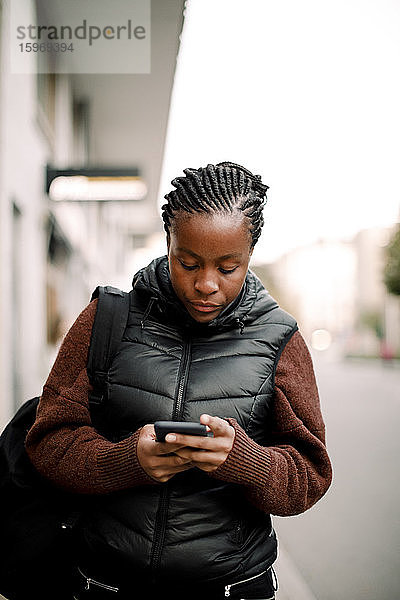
[359,310,384,340]
[383,225,400,296]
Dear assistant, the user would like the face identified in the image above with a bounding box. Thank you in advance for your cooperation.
[167,211,253,323]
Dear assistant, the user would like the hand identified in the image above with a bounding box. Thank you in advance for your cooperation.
[165,414,235,473]
[137,424,194,483]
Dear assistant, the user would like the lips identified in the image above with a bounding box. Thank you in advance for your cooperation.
[188,301,222,313]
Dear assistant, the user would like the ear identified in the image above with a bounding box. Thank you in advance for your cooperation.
[166,233,170,253]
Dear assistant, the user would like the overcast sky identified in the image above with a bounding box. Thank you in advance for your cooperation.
[159,0,400,263]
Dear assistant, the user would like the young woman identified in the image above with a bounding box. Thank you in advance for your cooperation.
[26,161,332,600]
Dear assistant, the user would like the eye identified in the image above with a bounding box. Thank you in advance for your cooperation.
[219,266,238,275]
[178,259,198,271]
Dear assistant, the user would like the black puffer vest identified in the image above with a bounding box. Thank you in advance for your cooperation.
[82,256,297,588]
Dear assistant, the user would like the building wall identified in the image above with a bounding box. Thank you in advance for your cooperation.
[0,0,49,425]
[0,2,134,427]
[258,228,400,358]
[266,240,357,343]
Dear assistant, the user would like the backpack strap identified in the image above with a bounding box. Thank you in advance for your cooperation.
[87,285,130,410]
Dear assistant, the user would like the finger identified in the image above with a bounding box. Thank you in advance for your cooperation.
[154,441,190,455]
[157,453,193,469]
[142,425,188,454]
[171,460,193,472]
[174,447,224,465]
[200,414,233,438]
[189,449,231,472]
[152,457,194,481]
[164,433,217,451]
[151,462,193,483]
[173,447,194,460]
[169,453,193,467]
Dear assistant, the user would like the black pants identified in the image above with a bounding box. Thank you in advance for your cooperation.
[73,565,277,600]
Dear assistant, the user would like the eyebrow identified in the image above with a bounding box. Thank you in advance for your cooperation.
[176,247,242,260]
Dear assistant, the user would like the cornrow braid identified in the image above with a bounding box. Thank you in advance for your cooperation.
[161,161,269,248]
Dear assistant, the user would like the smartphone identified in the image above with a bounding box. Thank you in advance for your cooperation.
[154,421,211,443]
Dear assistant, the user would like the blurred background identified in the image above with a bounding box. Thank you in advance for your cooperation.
[0,1,399,599]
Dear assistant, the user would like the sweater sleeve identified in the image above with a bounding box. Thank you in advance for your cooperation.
[25,299,156,494]
[209,330,333,516]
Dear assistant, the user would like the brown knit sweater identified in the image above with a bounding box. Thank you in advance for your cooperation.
[25,300,332,517]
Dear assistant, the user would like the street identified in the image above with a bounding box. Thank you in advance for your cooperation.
[274,356,400,600]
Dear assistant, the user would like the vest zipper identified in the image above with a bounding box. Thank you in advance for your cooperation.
[172,339,191,420]
[149,483,170,581]
[149,338,191,580]
[78,567,119,593]
[224,570,267,597]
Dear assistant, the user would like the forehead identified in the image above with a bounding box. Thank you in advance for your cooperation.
[170,211,251,257]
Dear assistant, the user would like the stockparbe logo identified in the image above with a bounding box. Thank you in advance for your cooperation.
[10,0,150,74]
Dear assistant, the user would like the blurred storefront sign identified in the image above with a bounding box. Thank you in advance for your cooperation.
[46,166,147,202]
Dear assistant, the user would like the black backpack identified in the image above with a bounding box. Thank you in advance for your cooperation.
[0,286,130,600]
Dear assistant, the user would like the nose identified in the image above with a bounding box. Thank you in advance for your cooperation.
[194,270,219,296]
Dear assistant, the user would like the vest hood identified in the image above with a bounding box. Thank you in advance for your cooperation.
[132,255,279,333]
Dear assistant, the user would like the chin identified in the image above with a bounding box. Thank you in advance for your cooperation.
[186,306,222,323]
[192,314,216,323]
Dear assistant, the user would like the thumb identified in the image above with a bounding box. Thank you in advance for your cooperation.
[200,414,231,437]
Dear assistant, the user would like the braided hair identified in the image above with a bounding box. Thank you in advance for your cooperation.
[161,161,269,248]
